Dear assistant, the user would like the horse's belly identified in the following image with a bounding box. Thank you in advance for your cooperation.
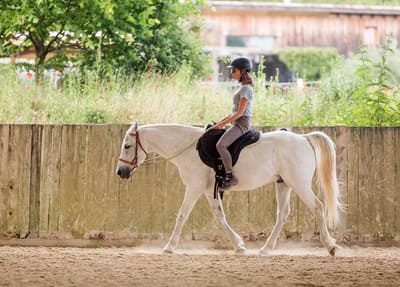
[232,150,277,190]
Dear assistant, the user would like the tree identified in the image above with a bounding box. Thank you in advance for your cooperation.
[0,0,209,76]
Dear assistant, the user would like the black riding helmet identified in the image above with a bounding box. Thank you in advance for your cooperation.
[227,56,252,72]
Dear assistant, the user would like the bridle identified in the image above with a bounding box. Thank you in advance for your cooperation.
[118,131,148,172]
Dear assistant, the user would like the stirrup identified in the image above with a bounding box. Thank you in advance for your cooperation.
[221,174,238,189]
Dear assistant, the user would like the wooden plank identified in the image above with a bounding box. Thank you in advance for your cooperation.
[58,125,88,238]
[395,127,400,238]
[28,125,42,238]
[129,159,157,236]
[84,125,118,237]
[358,128,374,240]
[117,176,140,237]
[0,125,10,233]
[101,125,122,238]
[370,127,385,238]
[335,126,349,235]
[7,125,32,237]
[84,125,105,233]
[381,128,395,239]
[346,128,360,239]
[39,125,62,236]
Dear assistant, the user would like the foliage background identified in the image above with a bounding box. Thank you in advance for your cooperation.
[1,38,399,126]
[0,1,399,126]
[276,47,340,81]
[0,0,210,77]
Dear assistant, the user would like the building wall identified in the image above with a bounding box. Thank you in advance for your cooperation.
[201,4,400,56]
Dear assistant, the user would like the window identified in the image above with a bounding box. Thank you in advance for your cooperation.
[226,35,275,50]
[363,26,378,46]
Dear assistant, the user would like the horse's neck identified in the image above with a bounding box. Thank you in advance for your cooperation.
[141,124,202,158]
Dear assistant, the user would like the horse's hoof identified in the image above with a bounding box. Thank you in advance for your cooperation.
[235,248,246,255]
[235,244,246,255]
[329,246,336,257]
[163,247,174,254]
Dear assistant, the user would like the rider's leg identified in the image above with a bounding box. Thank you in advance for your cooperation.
[216,124,243,186]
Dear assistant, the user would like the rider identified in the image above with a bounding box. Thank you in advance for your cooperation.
[212,56,254,189]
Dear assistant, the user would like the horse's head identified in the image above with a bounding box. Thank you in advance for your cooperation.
[116,121,148,179]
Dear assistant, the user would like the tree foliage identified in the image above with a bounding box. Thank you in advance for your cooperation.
[0,0,209,76]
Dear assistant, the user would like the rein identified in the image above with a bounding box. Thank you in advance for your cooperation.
[118,130,199,171]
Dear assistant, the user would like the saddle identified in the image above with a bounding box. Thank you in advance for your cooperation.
[196,127,260,199]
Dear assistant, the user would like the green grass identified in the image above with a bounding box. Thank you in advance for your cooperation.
[0,65,232,125]
[1,40,399,126]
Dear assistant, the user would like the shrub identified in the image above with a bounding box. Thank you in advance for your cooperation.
[82,110,107,124]
[277,47,341,81]
[320,37,400,126]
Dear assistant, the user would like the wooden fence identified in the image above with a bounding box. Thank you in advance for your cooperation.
[0,125,399,243]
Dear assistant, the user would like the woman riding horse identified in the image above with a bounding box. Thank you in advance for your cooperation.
[212,56,254,189]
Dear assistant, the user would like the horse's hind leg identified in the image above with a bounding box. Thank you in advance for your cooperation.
[260,181,291,255]
[163,187,203,253]
[295,185,336,256]
[205,194,246,254]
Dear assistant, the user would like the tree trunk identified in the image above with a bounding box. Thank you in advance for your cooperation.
[34,43,48,83]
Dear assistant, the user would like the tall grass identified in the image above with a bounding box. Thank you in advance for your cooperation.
[0,65,232,125]
[1,40,399,126]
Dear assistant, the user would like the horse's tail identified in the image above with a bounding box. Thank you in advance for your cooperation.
[304,131,343,227]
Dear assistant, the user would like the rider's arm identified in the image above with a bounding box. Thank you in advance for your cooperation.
[213,97,248,129]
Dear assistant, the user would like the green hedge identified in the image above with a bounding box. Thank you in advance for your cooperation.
[277,47,341,81]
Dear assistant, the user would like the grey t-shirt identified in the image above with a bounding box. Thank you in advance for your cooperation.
[232,84,253,117]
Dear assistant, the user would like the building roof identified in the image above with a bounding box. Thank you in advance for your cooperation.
[206,1,400,16]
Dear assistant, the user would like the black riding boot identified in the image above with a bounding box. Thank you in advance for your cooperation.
[221,172,238,189]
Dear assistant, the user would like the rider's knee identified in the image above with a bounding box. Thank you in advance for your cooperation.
[216,141,227,151]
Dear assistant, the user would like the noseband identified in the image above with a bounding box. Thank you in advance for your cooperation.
[118,131,148,172]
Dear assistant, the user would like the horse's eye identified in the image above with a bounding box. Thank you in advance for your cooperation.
[124,144,132,149]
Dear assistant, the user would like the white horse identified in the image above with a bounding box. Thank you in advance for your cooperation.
[116,122,343,256]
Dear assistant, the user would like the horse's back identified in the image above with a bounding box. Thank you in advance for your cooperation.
[261,130,316,160]
[231,130,316,188]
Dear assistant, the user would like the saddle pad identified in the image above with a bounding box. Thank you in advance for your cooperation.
[196,128,260,171]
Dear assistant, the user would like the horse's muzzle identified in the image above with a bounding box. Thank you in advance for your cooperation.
[116,166,131,179]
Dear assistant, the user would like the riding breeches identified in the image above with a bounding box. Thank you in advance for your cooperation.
[216,117,250,173]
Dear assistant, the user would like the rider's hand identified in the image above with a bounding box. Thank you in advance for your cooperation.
[212,122,225,129]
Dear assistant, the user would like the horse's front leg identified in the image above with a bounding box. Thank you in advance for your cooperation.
[163,187,202,253]
[205,193,246,254]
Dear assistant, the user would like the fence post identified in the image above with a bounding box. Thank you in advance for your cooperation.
[29,125,42,238]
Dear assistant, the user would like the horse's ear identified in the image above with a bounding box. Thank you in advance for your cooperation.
[132,120,138,131]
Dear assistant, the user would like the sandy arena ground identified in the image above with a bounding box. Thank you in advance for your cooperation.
[1,241,400,287]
